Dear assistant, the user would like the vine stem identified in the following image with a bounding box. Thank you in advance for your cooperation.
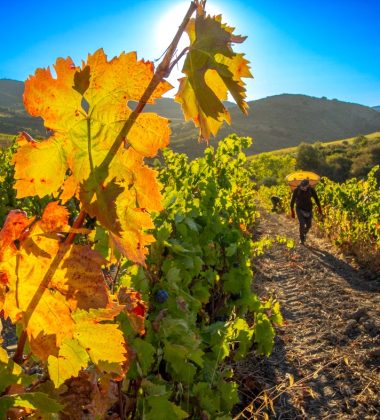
[13,209,86,363]
[64,209,86,245]
[64,0,198,235]
[13,331,27,364]
[99,0,198,166]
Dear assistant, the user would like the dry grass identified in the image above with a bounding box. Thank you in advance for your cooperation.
[233,210,380,419]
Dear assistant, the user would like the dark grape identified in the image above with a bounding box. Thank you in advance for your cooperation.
[155,289,169,304]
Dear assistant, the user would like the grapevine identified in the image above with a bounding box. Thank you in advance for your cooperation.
[0,1,281,418]
[316,166,380,269]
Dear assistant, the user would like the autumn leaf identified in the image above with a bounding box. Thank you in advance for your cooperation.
[175,14,252,140]
[118,287,148,335]
[0,210,33,259]
[80,147,162,264]
[15,49,171,264]
[0,203,130,384]
[21,49,171,192]
[12,133,68,199]
[38,201,70,233]
[56,371,118,418]
[48,305,128,388]
[48,339,90,388]
[72,306,128,376]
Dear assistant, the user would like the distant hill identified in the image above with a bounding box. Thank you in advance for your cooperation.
[373,106,380,112]
[1,79,380,158]
[0,79,45,138]
[169,94,380,158]
[0,79,24,110]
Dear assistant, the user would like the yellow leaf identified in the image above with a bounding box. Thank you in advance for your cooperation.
[72,307,127,372]
[48,338,90,388]
[175,14,252,140]
[13,133,67,199]
[128,113,170,157]
[59,175,78,203]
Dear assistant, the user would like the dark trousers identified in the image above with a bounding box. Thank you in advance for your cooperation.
[296,208,312,241]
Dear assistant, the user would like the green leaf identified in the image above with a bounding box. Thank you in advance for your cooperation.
[166,267,181,290]
[0,348,34,393]
[0,348,22,393]
[145,396,188,419]
[254,313,275,356]
[133,338,155,376]
[0,392,62,414]
[141,379,168,398]
[203,323,230,361]
[191,280,210,304]
[219,380,239,411]
[188,348,204,368]
[225,243,237,256]
[231,318,254,360]
[184,217,199,232]
[222,268,250,293]
[164,342,197,383]
[92,224,111,259]
[270,301,283,325]
[192,382,221,415]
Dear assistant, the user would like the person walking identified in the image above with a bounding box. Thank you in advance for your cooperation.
[290,179,322,244]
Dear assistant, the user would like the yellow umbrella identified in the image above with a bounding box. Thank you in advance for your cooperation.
[286,171,320,190]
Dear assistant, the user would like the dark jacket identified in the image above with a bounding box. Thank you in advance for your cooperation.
[290,186,321,212]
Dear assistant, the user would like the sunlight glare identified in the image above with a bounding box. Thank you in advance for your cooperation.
[154,1,236,95]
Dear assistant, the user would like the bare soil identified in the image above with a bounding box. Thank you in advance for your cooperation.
[234,210,380,419]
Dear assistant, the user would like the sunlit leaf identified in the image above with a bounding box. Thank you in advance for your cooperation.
[176,14,252,140]
[48,338,90,388]
[0,392,62,414]
[17,49,172,264]
[0,203,130,383]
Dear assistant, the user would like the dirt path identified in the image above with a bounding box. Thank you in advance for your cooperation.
[234,211,380,419]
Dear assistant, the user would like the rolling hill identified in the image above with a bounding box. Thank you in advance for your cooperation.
[0,79,45,139]
[169,94,380,158]
[1,79,380,158]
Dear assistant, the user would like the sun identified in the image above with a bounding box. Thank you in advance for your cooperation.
[154,2,191,57]
[154,1,232,92]
[154,1,230,53]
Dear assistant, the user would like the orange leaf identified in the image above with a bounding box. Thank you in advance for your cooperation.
[0,210,33,259]
[19,49,170,264]
[0,203,128,376]
[39,201,70,233]
[118,287,147,335]
[13,133,68,199]
[110,230,155,267]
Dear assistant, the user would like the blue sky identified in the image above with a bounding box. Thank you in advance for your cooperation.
[1,0,379,106]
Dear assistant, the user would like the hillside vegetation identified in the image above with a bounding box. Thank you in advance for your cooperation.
[250,132,380,186]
